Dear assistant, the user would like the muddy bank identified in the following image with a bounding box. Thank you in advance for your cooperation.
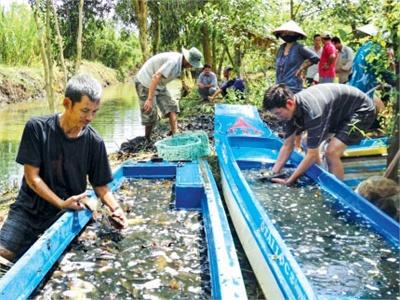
[112,110,280,162]
[0,61,121,106]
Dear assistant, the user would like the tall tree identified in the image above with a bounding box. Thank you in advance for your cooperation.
[51,0,67,85]
[148,1,160,55]
[133,0,150,62]
[32,0,55,112]
[75,0,84,72]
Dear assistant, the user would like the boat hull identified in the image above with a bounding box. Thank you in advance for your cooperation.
[214,104,400,300]
[0,161,247,300]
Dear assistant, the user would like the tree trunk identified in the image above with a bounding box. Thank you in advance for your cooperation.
[150,2,160,55]
[224,44,235,68]
[386,60,399,182]
[33,0,55,112]
[211,32,216,70]
[51,0,67,85]
[217,47,226,80]
[133,0,150,63]
[201,24,212,66]
[234,44,241,73]
[45,0,55,112]
[75,0,84,73]
[385,0,399,182]
[290,0,294,20]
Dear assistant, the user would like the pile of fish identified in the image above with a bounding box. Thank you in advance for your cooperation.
[33,179,210,299]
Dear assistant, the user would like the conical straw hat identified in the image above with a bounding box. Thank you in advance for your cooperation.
[356,24,378,36]
[273,20,307,38]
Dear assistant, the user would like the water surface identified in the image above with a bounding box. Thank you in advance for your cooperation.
[0,83,143,190]
[244,168,399,299]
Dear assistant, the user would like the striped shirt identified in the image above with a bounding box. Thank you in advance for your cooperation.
[284,83,375,148]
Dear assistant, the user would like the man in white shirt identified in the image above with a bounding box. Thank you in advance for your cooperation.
[305,34,322,86]
[332,37,354,83]
[135,47,203,140]
[197,64,217,101]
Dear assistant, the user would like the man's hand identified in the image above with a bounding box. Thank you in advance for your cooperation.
[108,207,128,229]
[271,177,288,185]
[143,98,153,113]
[61,192,87,210]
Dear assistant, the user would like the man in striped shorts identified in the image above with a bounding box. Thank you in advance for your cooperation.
[263,83,375,184]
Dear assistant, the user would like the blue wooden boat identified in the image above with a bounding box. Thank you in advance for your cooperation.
[214,104,399,300]
[0,161,247,300]
[342,136,388,157]
[342,156,386,188]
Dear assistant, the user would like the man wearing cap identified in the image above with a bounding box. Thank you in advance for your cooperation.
[319,33,337,83]
[272,20,320,94]
[134,47,203,140]
[332,37,354,84]
[197,64,218,101]
[262,83,375,184]
[209,67,245,101]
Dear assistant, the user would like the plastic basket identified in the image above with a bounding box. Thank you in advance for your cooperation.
[155,131,210,161]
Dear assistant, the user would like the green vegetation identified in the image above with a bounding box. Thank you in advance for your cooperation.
[0,3,40,66]
[0,2,141,76]
[0,0,398,173]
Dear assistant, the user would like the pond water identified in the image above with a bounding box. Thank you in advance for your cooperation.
[244,168,400,299]
[0,83,144,191]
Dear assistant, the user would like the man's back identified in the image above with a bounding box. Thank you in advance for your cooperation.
[288,84,374,148]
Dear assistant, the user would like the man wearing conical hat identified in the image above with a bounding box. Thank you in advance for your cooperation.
[134,47,203,140]
[272,20,319,94]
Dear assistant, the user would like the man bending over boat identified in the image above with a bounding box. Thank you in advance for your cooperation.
[263,83,375,184]
[134,47,203,140]
[0,74,128,262]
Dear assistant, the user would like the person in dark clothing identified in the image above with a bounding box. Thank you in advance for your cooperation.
[263,83,375,184]
[272,20,320,94]
[209,67,245,101]
[0,74,128,262]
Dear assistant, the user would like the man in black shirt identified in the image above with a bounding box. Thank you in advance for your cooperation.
[263,83,375,184]
[0,74,128,262]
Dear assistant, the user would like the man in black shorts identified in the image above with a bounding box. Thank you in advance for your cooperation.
[0,74,128,262]
[263,83,375,184]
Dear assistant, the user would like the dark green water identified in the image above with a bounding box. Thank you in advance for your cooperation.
[244,168,400,299]
[34,178,210,299]
[0,83,143,191]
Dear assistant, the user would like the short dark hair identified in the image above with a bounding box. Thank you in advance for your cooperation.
[313,34,321,39]
[203,64,212,69]
[65,74,102,105]
[331,37,341,44]
[263,84,294,111]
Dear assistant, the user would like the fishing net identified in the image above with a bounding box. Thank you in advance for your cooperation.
[155,131,210,161]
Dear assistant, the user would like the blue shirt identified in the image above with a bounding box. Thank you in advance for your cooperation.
[276,42,319,94]
[197,71,217,87]
[221,77,245,96]
[348,41,380,98]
